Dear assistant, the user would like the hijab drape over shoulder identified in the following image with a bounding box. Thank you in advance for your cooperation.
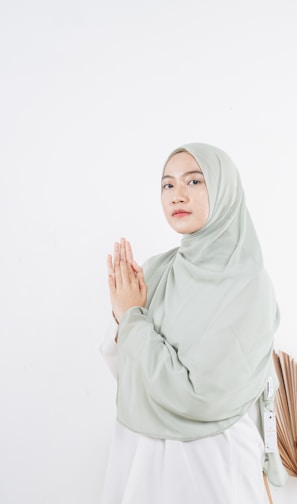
[117,143,279,442]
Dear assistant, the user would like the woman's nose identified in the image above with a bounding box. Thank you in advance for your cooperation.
[172,185,188,203]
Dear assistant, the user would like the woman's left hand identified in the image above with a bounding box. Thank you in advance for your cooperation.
[107,237,147,324]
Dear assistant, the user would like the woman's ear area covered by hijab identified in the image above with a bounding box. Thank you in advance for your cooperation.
[161,151,210,235]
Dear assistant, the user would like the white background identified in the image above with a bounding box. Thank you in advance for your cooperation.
[0,0,296,502]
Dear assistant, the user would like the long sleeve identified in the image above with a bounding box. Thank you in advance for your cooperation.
[100,317,118,379]
[117,307,200,416]
[116,304,275,440]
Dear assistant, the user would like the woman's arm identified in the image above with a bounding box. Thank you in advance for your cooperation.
[117,303,274,424]
[103,237,147,379]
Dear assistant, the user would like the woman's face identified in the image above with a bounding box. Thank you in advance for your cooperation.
[161,152,210,234]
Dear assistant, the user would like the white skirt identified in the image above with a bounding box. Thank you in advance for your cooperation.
[101,413,269,504]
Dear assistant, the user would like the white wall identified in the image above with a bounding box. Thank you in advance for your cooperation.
[0,0,296,502]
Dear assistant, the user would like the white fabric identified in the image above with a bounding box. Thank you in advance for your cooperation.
[100,321,270,504]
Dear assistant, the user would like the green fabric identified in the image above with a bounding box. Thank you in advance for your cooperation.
[116,143,287,484]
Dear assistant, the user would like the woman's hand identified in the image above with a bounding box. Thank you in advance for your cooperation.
[107,237,147,324]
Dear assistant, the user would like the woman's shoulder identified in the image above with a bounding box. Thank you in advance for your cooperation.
[142,246,178,273]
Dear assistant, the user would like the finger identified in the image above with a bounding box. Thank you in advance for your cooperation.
[120,237,127,263]
[126,240,133,264]
[107,271,116,294]
[107,255,116,294]
[114,260,122,286]
[113,241,120,266]
[136,272,145,287]
[132,261,147,290]
[120,256,136,284]
[120,238,136,282]
[131,260,143,274]
[107,254,116,288]
[107,254,114,276]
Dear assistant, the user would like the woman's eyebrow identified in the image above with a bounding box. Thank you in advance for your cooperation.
[162,170,204,180]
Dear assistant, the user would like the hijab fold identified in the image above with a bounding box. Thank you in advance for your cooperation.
[116,143,287,485]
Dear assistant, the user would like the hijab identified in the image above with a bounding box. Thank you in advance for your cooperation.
[116,143,286,483]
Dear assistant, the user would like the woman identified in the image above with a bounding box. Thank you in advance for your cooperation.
[100,143,287,503]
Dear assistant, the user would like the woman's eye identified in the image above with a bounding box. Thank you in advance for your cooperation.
[162,183,174,189]
[189,179,200,185]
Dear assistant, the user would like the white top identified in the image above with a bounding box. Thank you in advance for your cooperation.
[100,319,270,504]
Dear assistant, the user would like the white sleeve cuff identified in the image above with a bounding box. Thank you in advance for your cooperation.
[99,317,118,379]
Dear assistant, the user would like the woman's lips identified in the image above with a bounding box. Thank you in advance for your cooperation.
[172,210,191,218]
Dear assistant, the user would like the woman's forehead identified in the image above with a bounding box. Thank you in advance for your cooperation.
[163,151,202,175]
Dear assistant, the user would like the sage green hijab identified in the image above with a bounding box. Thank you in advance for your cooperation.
[117,143,278,441]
